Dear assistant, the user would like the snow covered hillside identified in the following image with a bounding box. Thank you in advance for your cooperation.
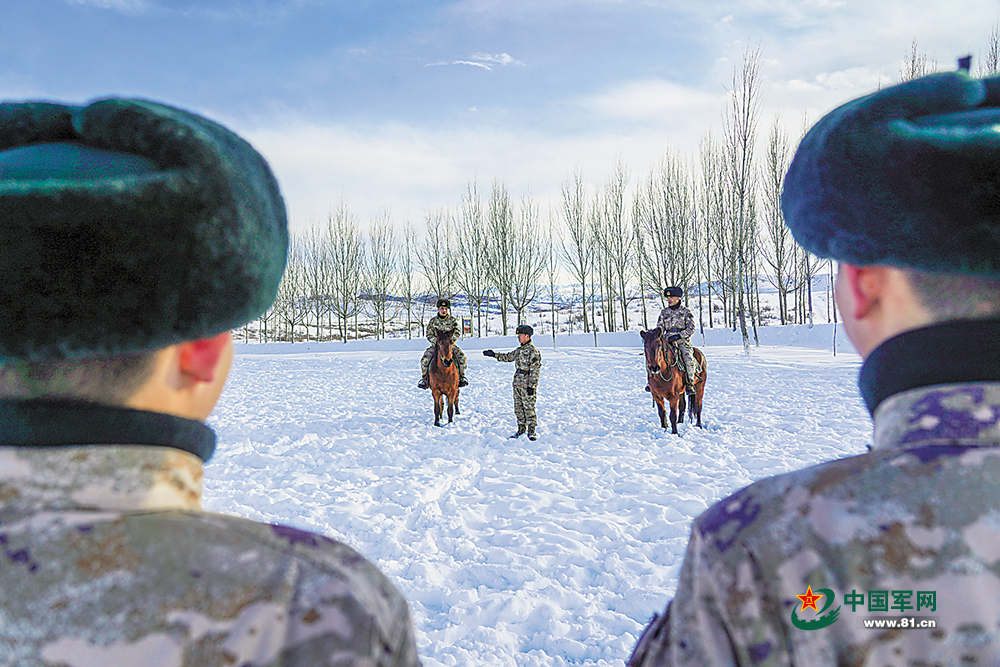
[205,324,871,667]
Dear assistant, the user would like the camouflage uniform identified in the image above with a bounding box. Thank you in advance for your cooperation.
[420,314,467,381]
[0,401,420,667]
[656,304,698,388]
[628,321,1000,666]
[495,341,542,435]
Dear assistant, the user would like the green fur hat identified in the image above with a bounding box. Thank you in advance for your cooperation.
[0,98,288,359]
[781,71,1000,276]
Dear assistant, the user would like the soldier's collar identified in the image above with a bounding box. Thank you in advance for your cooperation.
[859,318,1000,415]
[0,399,216,461]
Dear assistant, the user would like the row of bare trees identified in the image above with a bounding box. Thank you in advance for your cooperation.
[246,29,1000,346]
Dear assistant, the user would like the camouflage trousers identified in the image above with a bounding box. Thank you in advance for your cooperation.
[513,385,537,433]
[420,345,467,379]
[673,339,699,387]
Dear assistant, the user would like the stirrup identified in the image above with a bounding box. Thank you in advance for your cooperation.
[417,377,429,389]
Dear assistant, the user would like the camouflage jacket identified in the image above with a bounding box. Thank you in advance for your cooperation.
[0,400,419,667]
[425,314,461,345]
[656,305,694,340]
[629,320,1000,666]
[495,341,541,389]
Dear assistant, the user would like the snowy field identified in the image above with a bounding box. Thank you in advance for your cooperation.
[204,324,871,667]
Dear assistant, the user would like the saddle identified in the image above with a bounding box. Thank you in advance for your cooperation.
[664,338,701,377]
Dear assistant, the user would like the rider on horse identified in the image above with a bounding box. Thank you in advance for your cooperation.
[418,298,468,389]
[651,286,698,396]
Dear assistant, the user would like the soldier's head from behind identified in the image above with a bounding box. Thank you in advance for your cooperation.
[0,98,288,423]
[782,71,1000,358]
[436,298,450,317]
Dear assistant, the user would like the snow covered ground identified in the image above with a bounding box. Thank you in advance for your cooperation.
[204,323,871,666]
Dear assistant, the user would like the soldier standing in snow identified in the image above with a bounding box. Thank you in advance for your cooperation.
[651,286,698,395]
[0,98,419,666]
[418,298,468,389]
[629,71,1000,666]
[483,324,542,440]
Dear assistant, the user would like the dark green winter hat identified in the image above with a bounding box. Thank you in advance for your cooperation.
[0,98,288,360]
[781,71,1000,276]
[515,324,533,336]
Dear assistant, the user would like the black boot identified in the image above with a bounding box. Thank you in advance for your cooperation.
[459,376,468,388]
[644,384,651,392]
[509,425,526,439]
[527,428,537,441]
[417,375,429,389]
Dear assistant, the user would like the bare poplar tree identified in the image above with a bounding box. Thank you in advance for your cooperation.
[326,204,365,342]
[275,236,307,342]
[899,37,937,81]
[697,131,726,329]
[635,148,698,315]
[978,22,1000,75]
[456,182,491,336]
[486,181,517,334]
[597,158,632,330]
[418,207,457,302]
[365,212,398,339]
[399,223,419,339]
[300,223,332,342]
[544,209,562,345]
[760,113,795,324]
[723,43,763,354]
[560,169,593,333]
[507,194,546,326]
[590,188,613,332]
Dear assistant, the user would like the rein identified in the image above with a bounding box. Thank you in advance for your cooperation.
[650,336,678,382]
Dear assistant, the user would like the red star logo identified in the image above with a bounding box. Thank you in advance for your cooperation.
[796,585,823,613]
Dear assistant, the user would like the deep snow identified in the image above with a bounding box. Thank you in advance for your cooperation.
[204,323,870,666]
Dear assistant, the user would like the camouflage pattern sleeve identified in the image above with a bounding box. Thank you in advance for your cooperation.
[525,345,541,387]
[494,348,517,363]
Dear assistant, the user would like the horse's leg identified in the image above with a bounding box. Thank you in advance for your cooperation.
[655,396,667,429]
[694,381,704,428]
[433,390,443,427]
[447,390,455,423]
[668,396,680,435]
[678,389,686,424]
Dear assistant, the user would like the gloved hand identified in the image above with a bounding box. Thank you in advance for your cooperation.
[667,333,680,342]
[526,386,534,396]
[483,349,496,357]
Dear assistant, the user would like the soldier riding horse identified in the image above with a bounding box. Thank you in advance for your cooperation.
[641,328,707,434]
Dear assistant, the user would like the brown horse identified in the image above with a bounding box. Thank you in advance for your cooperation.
[429,329,460,427]
[640,327,707,434]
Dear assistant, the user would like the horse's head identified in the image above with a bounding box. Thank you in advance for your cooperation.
[642,327,664,375]
[436,329,454,366]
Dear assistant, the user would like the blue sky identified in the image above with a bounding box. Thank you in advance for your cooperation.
[3,0,998,232]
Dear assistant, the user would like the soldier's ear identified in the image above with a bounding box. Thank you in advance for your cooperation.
[841,264,888,320]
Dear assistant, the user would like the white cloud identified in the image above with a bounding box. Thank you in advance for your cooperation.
[425,52,524,72]
[586,79,726,123]
[65,0,149,10]
[238,115,697,235]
